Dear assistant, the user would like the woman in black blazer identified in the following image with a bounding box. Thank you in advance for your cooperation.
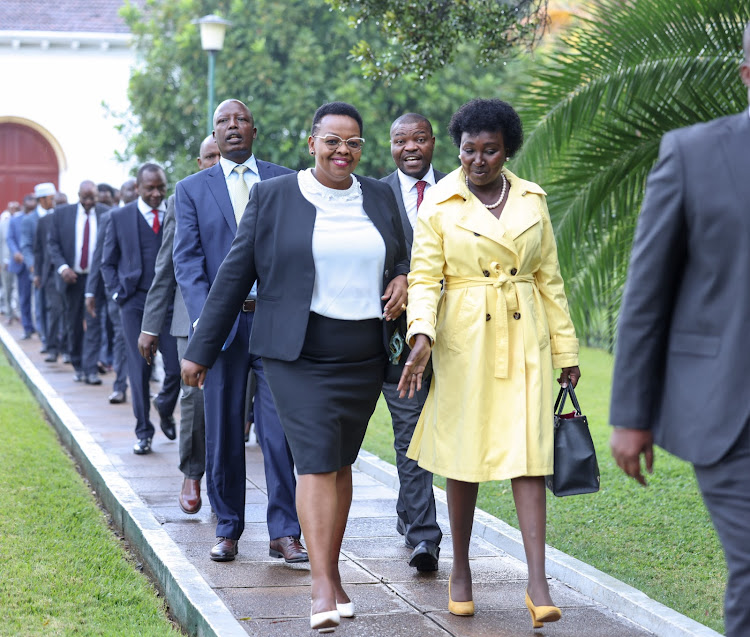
[182,102,409,633]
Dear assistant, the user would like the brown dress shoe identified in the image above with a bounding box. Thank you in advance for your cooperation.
[210,537,238,562]
[269,536,309,563]
[179,478,201,514]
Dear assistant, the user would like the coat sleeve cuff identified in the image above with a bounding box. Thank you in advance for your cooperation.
[406,319,435,348]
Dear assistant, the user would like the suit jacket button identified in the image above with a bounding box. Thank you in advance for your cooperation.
[521,190,528,196]
[384,269,389,278]
[486,313,491,321]
[510,268,518,275]
[483,270,490,277]
[474,232,480,236]
[513,312,521,320]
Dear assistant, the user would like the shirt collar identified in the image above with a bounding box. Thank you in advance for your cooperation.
[137,197,166,214]
[220,154,258,178]
[396,166,436,192]
[35,204,48,217]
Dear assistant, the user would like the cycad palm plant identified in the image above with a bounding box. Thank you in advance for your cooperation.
[514,0,749,349]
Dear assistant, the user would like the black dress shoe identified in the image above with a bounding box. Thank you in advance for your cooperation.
[133,437,152,454]
[210,537,238,562]
[85,374,102,385]
[21,332,34,340]
[73,371,85,382]
[396,517,413,547]
[108,390,126,404]
[409,540,440,572]
[44,353,58,363]
[40,346,48,354]
[159,414,176,440]
[97,361,108,374]
[62,353,71,364]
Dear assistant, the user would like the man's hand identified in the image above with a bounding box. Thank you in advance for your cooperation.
[33,275,41,288]
[610,428,654,487]
[85,296,96,318]
[397,334,431,399]
[382,274,407,321]
[60,266,77,285]
[181,359,207,389]
[138,332,159,365]
[13,252,23,264]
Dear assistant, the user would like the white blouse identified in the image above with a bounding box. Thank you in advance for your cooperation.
[298,168,385,320]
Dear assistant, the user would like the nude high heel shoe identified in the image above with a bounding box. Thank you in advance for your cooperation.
[525,590,561,628]
[448,575,475,616]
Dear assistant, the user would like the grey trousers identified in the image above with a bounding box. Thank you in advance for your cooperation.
[694,425,750,637]
[381,379,442,548]
[176,336,205,481]
[107,299,128,394]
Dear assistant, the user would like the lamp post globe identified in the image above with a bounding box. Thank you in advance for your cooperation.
[195,14,232,135]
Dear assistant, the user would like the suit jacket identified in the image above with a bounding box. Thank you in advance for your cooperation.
[47,203,108,283]
[84,209,114,298]
[173,159,292,347]
[141,195,190,337]
[381,168,446,255]
[6,213,27,275]
[610,111,750,466]
[100,200,156,304]
[33,212,57,287]
[20,208,43,270]
[184,173,409,368]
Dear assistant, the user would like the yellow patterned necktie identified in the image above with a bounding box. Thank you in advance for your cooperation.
[231,165,250,224]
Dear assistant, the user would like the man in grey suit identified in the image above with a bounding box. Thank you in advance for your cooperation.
[137,135,220,514]
[381,113,444,571]
[609,22,750,637]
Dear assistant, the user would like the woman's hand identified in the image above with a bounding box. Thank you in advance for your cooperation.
[382,274,408,321]
[397,334,432,398]
[181,359,208,389]
[557,365,581,388]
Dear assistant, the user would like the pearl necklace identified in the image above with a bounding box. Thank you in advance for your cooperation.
[466,172,507,210]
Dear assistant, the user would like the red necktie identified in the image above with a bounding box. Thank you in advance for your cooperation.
[80,211,90,270]
[152,209,160,233]
[416,180,427,210]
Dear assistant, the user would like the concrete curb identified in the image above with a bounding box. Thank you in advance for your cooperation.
[1,324,246,637]
[354,449,721,637]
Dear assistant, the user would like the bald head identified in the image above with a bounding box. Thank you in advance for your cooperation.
[213,99,257,163]
[197,134,220,171]
[78,180,98,212]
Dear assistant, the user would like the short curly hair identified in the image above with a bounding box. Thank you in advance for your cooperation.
[448,98,524,158]
[311,102,363,137]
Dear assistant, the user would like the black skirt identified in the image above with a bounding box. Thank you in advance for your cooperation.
[262,312,385,474]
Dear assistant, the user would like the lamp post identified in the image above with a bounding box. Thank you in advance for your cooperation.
[195,14,232,136]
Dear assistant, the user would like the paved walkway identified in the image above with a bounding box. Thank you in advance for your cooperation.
[1,319,720,637]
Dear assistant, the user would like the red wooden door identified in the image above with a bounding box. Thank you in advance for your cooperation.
[0,123,59,208]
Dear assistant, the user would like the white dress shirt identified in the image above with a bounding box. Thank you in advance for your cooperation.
[137,196,166,230]
[298,169,385,321]
[220,155,261,199]
[58,203,98,274]
[396,166,437,229]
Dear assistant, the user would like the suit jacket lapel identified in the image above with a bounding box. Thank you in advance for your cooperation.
[719,113,750,212]
[125,201,143,272]
[205,163,237,233]
[384,171,412,249]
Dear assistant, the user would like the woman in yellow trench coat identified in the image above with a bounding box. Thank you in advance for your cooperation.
[399,99,581,629]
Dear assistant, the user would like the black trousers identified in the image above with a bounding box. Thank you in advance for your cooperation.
[694,424,750,637]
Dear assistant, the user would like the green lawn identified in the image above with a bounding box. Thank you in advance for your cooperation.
[0,354,179,636]
[364,346,725,633]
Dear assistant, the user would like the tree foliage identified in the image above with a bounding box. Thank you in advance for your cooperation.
[513,0,750,349]
[327,0,548,80]
[119,0,532,185]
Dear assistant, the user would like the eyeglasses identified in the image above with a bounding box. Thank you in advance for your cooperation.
[313,134,365,152]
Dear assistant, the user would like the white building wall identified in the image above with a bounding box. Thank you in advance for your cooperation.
[0,32,138,198]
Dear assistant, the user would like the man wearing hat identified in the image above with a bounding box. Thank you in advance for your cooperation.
[21,182,57,351]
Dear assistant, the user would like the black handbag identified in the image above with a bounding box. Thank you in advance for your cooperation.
[546,384,600,497]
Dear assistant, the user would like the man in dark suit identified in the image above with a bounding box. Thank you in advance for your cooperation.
[610,22,750,637]
[33,199,65,362]
[174,99,305,563]
[101,164,180,455]
[138,135,219,514]
[381,113,445,571]
[85,209,129,403]
[47,181,107,384]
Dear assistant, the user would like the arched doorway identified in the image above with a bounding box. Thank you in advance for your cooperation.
[0,122,60,207]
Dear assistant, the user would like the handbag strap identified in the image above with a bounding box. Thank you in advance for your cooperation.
[554,384,583,416]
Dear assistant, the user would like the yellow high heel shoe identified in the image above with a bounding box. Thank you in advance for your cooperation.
[525,590,561,628]
[448,576,475,616]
